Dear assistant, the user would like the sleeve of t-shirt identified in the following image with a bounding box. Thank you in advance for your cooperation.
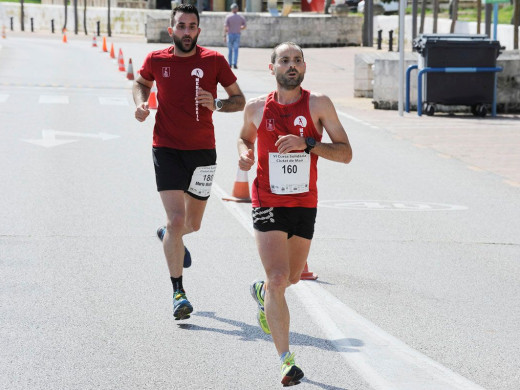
[138,52,155,82]
[241,16,246,27]
[216,54,237,88]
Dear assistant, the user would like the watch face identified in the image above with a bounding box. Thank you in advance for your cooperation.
[306,137,316,147]
[215,99,223,110]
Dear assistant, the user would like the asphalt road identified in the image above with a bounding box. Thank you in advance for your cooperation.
[1,35,519,390]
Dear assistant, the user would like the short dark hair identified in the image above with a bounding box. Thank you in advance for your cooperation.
[171,4,200,27]
[271,42,304,64]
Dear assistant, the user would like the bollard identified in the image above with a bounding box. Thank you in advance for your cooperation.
[389,30,394,52]
[30,18,34,32]
[377,29,382,50]
[51,19,55,33]
[96,21,100,37]
[10,17,13,31]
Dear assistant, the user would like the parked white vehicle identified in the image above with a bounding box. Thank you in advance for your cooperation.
[357,0,399,14]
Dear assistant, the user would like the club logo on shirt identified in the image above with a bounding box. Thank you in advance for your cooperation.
[266,119,275,131]
[294,116,307,137]
[191,68,204,122]
[294,116,307,128]
[162,67,170,78]
[191,68,204,78]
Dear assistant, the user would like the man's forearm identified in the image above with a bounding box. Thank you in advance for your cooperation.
[220,94,246,112]
[312,142,352,164]
[132,81,151,106]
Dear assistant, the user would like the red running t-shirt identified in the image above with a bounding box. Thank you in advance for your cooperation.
[252,89,322,208]
[139,45,237,150]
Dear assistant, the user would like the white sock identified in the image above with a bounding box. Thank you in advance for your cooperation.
[280,351,291,364]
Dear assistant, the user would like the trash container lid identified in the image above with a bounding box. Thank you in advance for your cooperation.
[413,34,501,54]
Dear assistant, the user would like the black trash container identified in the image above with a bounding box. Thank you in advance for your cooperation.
[412,34,501,116]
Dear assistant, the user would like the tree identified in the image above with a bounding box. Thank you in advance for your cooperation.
[62,0,68,33]
[450,0,458,33]
[83,0,88,35]
[514,0,519,49]
[73,0,78,34]
[107,0,111,37]
[20,0,24,31]
[433,0,439,33]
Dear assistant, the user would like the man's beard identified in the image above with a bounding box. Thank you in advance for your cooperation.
[173,33,199,53]
[276,70,304,90]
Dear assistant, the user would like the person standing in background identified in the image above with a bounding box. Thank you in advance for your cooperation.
[224,3,246,69]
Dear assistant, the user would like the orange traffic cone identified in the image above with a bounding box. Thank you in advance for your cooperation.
[300,262,318,280]
[62,29,68,43]
[1,25,6,39]
[92,36,97,47]
[102,36,107,52]
[148,86,158,109]
[126,58,135,80]
[109,43,115,59]
[117,49,125,71]
[222,168,251,203]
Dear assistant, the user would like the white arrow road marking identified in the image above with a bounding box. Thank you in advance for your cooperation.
[212,181,485,390]
[99,97,129,106]
[22,130,120,148]
[0,94,9,103]
[39,95,69,104]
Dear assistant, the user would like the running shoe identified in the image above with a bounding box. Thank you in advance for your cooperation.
[250,280,270,334]
[156,226,192,268]
[280,353,304,387]
[173,290,193,320]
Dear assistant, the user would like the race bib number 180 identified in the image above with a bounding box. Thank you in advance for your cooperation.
[269,153,310,195]
[188,165,217,197]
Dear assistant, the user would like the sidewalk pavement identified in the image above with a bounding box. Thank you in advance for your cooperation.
[3,31,519,186]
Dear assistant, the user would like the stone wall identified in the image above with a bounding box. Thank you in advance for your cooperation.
[0,3,362,47]
[146,12,363,47]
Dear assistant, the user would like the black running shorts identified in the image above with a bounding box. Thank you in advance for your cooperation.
[152,147,217,200]
[252,207,317,240]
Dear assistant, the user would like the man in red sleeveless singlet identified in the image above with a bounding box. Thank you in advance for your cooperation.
[132,4,245,321]
[238,42,352,386]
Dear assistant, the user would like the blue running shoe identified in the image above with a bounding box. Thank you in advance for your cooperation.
[156,226,192,268]
[173,290,193,320]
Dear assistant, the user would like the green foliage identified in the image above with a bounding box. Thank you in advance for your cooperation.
[0,0,42,3]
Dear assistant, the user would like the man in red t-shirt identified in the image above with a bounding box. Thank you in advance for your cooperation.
[132,4,245,321]
[237,42,352,386]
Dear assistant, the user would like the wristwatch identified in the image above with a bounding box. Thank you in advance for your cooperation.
[214,98,223,111]
[304,137,316,154]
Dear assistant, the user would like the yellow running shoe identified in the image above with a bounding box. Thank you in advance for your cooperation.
[280,353,304,387]
[250,280,271,334]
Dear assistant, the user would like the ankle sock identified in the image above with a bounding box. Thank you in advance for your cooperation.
[280,351,291,364]
[171,276,183,293]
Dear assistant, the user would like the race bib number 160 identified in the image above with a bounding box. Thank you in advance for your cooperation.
[269,153,310,195]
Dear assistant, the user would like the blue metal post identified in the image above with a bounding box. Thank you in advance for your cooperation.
[493,3,498,40]
[406,65,418,113]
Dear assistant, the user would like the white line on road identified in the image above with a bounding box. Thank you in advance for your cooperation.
[38,95,69,104]
[0,93,8,103]
[99,96,129,106]
[212,182,486,390]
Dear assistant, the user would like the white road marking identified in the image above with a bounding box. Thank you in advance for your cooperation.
[99,97,129,106]
[212,182,484,390]
[39,95,69,104]
[22,129,120,148]
[338,110,379,129]
[0,93,9,103]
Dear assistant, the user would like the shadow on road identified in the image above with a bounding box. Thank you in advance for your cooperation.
[179,311,364,354]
